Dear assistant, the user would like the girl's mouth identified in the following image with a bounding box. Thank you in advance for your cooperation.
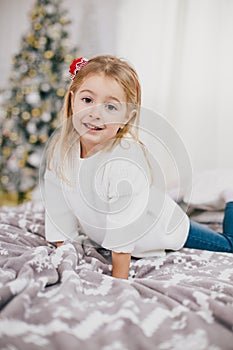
[83,122,105,131]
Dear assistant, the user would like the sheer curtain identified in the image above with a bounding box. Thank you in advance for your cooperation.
[116,0,233,180]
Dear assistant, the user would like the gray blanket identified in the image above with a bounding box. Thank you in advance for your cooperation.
[0,201,233,350]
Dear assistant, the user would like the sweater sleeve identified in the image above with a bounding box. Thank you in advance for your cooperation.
[43,169,80,242]
[101,152,151,254]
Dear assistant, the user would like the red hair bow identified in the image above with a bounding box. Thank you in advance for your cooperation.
[69,57,88,80]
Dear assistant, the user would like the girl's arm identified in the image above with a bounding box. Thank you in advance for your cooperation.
[44,168,80,243]
[103,143,150,277]
[111,251,131,280]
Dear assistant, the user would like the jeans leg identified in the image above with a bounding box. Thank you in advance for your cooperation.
[223,202,233,236]
[184,220,233,253]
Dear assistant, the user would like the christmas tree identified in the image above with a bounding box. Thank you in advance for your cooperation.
[0,0,77,203]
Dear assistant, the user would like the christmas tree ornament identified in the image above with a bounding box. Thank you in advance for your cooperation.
[28,69,37,77]
[26,122,36,134]
[40,83,50,92]
[56,88,65,97]
[3,147,11,156]
[8,156,19,171]
[39,134,48,143]
[25,92,40,105]
[34,23,42,31]
[19,65,28,74]
[12,107,20,116]
[31,108,41,117]
[41,112,51,122]
[28,152,41,167]
[1,176,9,184]
[22,112,31,121]
[44,51,54,59]
[45,4,55,14]
[9,133,18,142]
[29,135,38,144]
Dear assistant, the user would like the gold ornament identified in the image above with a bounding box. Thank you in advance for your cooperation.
[23,86,32,95]
[2,111,7,119]
[1,176,9,185]
[22,112,31,121]
[21,76,28,83]
[26,35,36,45]
[12,107,20,116]
[16,91,23,103]
[31,108,41,117]
[60,17,68,25]
[0,191,21,206]
[40,63,50,74]
[29,135,38,143]
[22,51,29,59]
[50,75,57,84]
[56,88,65,97]
[44,51,54,59]
[31,14,36,21]
[33,40,39,49]
[23,149,28,158]
[28,69,37,77]
[34,22,42,31]
[18,159,25,167]
[3,147,11,156]
[16,96,23,103]
[37,6,45,16]
[39,134,48,143]
[39,37,47,46]
[65,54,73,63]
[9,133,18,142]
[17,91,23,99]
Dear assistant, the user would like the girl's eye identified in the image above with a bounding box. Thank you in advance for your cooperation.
[106,104,117,111]
[82,97,92,104]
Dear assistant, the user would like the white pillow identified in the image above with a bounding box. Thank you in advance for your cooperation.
[183,168,233,210]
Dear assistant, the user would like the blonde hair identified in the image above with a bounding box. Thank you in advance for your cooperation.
[46,55,154,185]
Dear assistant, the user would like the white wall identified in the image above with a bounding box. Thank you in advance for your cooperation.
[0,0,32,89]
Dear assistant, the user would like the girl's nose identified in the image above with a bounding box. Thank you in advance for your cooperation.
[89,104,102,119]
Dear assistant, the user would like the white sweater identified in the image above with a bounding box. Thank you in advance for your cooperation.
[44,137,190,257]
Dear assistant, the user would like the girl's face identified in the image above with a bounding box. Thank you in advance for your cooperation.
[71,73,130,158]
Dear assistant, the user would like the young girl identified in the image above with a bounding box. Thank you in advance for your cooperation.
[44,55,233,280]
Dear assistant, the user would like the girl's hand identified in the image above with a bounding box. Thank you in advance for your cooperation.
[111,251,131,280]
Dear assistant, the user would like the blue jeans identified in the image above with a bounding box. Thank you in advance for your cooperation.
[184,202,233,253]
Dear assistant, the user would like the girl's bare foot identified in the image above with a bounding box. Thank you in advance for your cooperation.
[220,188,233,203]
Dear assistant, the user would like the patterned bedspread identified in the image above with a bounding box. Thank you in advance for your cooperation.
[0,201,233,350]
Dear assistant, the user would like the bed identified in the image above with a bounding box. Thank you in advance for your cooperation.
[0,169,233,350]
